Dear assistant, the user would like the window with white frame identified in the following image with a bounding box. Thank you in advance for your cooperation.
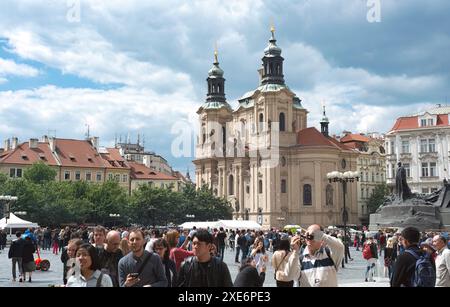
[75,171,81,181]
[401,140,410,153]
[428,139,436,152]
[96,173,102,182]
[403,163,411,177]
[86,172,92,181]
[64,171,71,181]
[9,168,23,178]
[108,173,113,181]
[421,119,427,127]
[420,139,428,153]
[430,162,437,177]
[122,174,128,183]
[390,141,395,154]
[422,163,429,177]
[428,118,434,126]
[422,187,429,194]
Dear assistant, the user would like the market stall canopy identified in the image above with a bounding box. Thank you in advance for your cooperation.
[178,221,218,230]
[215,220,262,230]
[179,220,263,230]
[0,213,39,229]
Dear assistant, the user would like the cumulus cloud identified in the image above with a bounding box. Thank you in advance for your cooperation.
[0,58,39,80]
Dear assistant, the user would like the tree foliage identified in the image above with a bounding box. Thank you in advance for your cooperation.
[0,163,232,227]
[366,183,391,214]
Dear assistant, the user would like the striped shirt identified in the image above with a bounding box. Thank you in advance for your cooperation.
[284,234,344,287]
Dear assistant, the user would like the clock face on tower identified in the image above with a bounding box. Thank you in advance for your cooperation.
[341,159,347,169]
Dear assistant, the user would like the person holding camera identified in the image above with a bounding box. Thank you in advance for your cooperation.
[284,224,344,287]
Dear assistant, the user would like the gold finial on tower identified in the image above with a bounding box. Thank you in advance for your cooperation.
[214,41,218,63]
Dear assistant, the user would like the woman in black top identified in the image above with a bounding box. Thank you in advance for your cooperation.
[153,238,177,287]
[21,236,36,282]
[234,257,266,287]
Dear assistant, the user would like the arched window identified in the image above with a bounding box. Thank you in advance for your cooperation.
[217,84,221,93]
[258,180,263,194]
[229,175,234,195]
[303,184,312,206]
[279,112,285,131]
[259,113,264,132]
[202,128,206,144]
[245,209,249,220]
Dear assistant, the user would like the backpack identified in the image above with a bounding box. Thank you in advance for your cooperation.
[405,250,436,287]
[363,244,372,260]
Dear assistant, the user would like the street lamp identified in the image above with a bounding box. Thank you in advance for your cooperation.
[14,211,27,216]
[326,171,359,264]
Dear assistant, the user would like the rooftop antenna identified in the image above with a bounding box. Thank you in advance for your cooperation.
[114,133,118,147]
[85,124,90,139]
[142,133,146,150]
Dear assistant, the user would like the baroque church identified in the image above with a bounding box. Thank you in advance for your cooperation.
[193,28,359,228]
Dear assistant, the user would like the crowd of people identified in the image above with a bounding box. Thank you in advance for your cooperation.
[3,224,450,287]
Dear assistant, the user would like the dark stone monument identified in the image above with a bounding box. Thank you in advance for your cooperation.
[370,163,447,231]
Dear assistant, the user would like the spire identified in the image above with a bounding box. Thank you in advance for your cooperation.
[261,23,284,85]
[320,102,330,137]
[206,45,226,103]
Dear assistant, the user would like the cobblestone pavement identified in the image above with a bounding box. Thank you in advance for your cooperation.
[0,246,389,287]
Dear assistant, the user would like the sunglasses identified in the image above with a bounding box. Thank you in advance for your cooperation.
[301,234,314,241]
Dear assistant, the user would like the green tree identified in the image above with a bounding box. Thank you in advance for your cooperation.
[366,183,390,214]
[23,162,57,184]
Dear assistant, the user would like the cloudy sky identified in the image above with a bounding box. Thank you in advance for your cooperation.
[0,0,449,172]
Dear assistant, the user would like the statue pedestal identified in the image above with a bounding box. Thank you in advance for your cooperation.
[370,201,441,231]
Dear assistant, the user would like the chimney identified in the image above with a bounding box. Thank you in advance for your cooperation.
[49,137,56,152]
[42,135,49,143]
[4,139,10,151]
[90,136,99,150]
[11,137,18,150]
[29,138,39,149]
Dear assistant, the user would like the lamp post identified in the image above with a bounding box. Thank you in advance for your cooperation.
[326,171,359,264]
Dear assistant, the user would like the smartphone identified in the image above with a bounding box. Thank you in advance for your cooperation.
[129,273,139,278]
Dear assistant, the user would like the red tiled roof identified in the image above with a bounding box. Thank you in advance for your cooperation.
[129,162,178,180]
[55,139,105,168]
[297,127,352,151]
[100,148,129,169]
[0,142,59,166]
[340,134,370,143]
[389,114,449,132]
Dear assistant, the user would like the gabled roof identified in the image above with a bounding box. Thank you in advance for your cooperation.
[297,127,352,151]
[54,139,105,168]
[129,162,178,180]
[100,148,130,169]
[389,114,449,132]
[0,142,59,166]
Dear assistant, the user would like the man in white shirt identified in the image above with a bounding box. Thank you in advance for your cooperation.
[433,235,450,287]
[284,224,344,287]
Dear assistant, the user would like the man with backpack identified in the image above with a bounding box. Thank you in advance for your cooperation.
[391,227,436,287]
[363,237,378,282]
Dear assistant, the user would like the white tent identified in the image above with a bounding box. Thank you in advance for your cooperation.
[0,213,39,230]
[178,221,218,230]
[216,220,262,230]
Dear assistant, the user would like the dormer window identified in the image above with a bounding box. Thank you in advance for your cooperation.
[69,154,76,162]
[21,153,28,160]
[419,113,436,127]
[428,118,434,126]
[39,153,46,161]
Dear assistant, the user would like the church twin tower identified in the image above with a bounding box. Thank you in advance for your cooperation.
[194,28,358,228]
